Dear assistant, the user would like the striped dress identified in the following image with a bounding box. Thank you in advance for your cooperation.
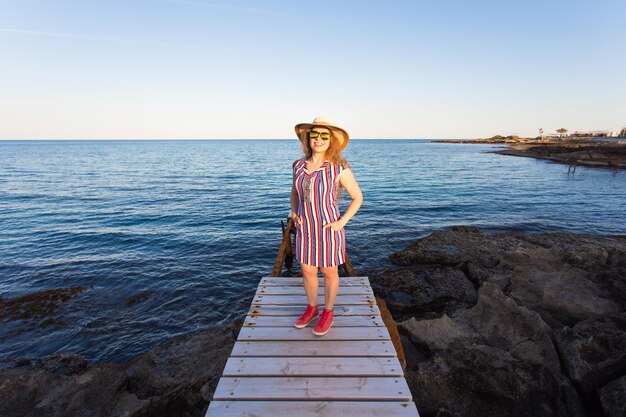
[292,158,350,267]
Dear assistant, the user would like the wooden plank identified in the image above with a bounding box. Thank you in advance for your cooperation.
[260,277,370,286]
[244,314,385,327]
[206,400,420,417]
[248,305,379,316]
[238,326,390,341]
[257,285,374,295]
[222,356,404,377]
[212,376,413,401]
[231,340,397,357]
[253,294,376,305]
[205,274,421,417]
[260,276,370,284]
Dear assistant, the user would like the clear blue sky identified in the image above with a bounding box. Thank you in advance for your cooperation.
[1,0,624,139]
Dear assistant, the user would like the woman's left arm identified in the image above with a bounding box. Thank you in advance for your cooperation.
[336,168,363,227]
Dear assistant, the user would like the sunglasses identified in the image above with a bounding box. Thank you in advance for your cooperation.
[308,131,331,140]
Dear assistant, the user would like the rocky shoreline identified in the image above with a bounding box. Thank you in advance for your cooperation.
[0,318,243,417]
[432,138,626,170]
[364,226,625,417]
[491,143,626,170]
[1,227,625,417]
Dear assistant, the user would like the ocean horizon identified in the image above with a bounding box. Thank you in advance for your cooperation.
[1,139,624,366]
[1,138,473,141]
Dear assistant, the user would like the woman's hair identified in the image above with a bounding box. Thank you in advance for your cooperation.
[300,128,349,202]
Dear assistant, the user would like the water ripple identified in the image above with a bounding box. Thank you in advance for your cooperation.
[0,139,624,365]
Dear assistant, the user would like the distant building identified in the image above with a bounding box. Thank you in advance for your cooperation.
[544,127,625,139]
[570,130,612,138]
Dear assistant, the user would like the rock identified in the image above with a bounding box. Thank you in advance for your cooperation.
[375,227,626,417]
[2,227,624,417]
[0,286,86,333]
[599,375,626,417]
[411,343,582,417]
[367,266,477,321]
[14,357,32,367]
[0,362,128,417]
[387,227,625,328]
[398,313,480,353]
[0,316,244,417]
[490,143,626,170]
[124,291,151,306]
[507,258,620,328]
[467,282,561,372]
[398,282,584,416]
[120,316,243,417]
[388,226,501,267]
[33,352,89,375]
[398,332,428,371]
[555,312,626,399]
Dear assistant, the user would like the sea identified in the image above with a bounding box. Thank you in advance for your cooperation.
[1,139,624,366]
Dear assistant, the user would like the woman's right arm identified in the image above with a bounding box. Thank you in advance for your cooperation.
[290,171,300,225]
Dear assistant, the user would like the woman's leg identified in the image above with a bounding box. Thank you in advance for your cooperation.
[320,265,339,310]
[301,262,319,306]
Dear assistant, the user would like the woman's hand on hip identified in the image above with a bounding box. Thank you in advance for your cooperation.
[323,220,344,232]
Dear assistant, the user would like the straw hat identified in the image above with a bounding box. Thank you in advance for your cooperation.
[295,116,350,150]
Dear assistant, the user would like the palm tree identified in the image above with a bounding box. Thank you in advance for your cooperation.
[556,128,568,137]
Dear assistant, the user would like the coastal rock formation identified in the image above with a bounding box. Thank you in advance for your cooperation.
[599,375,626,417]
[0,317,243,417]
[2,226,624,417]
[365,226,626,417]
[431,139,626,169]
[368,266,477,321]
[387,226,624,328]
[491,143,626,169]
[398,283,583,417]
[555,313,626,401]
[0,286,86,333]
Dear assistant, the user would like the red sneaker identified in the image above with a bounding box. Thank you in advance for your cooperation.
[313,308,334,336]
[294,304,319,328]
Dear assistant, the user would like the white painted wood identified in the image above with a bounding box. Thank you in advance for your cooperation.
[204,275,420,417]
[212,376,413,401]
[238,326,390,341]
[260,277,370,286]
[253,294,376,305]
[230,340,397,357]
[206,400,420,417]
[248,304,379,316]
[222,356,404,377]
[257,285,374,295]
[244,314,385,327]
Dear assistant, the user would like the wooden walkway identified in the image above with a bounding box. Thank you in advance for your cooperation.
[205,276,421,417]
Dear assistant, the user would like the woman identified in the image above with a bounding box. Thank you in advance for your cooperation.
[290,116,363,336]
